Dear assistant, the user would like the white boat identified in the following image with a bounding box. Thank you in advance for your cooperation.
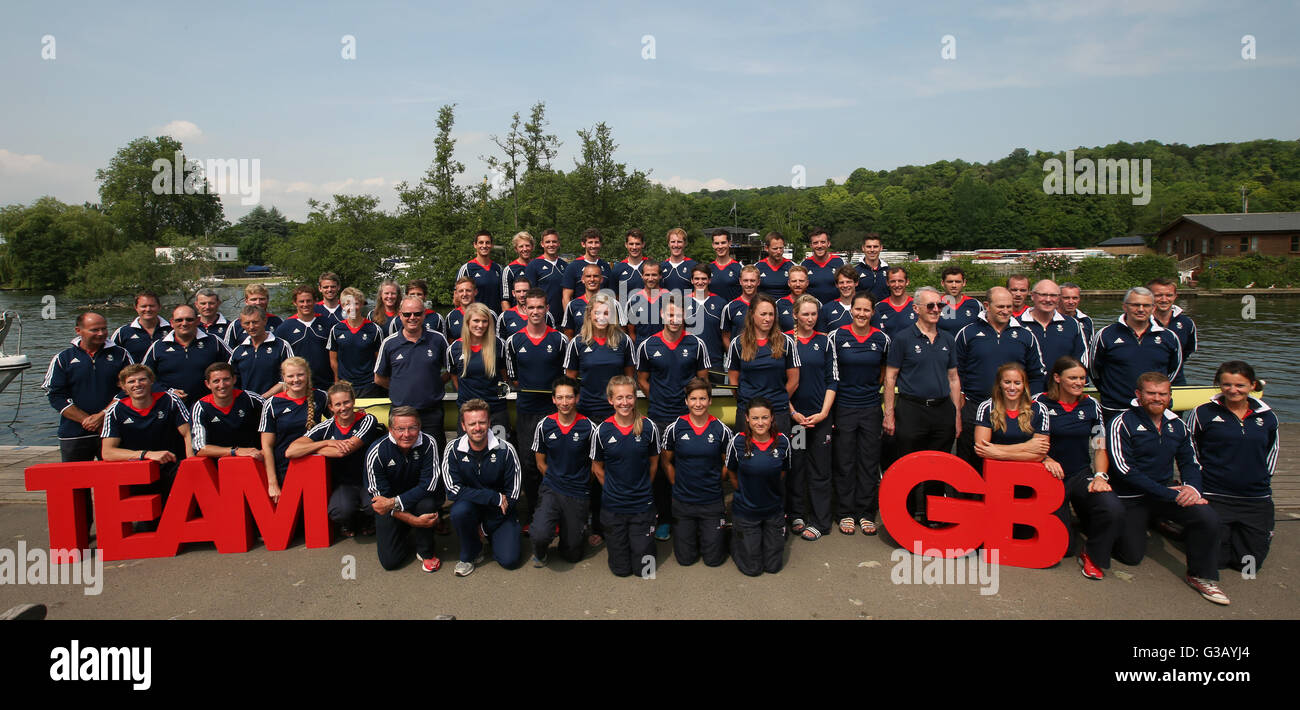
[0,311,32,393]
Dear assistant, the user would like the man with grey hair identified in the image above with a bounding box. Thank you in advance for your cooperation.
[194,288,230,341]
[1021,278,1087,393]
[882,286,962,525]
[1089,286,1183,427]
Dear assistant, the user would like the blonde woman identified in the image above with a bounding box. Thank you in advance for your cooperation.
[259,357,329,502]
[448,302,509,433]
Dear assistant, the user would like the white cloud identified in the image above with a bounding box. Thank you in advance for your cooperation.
[160,120,204,142]
[0,149,98,205]
[653,175,752,193]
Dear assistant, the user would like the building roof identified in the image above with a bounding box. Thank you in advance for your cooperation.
[1162,212,1300,236]
[1097,235,1148,247]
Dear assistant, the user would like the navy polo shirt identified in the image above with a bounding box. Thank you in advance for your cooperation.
[777,294,821,334]
[228,333,294,396]
[448,338,508,413]
[661,415,732,505]
[756,258,793,298]
[974,398,1050,446]
[787,331,837,416]
[1019,310,1087,393]
[259,389,330,477]
[505,328,570,414]
[1187,396,1278,498]
[1035,393,1104,479]
[326,319,384,388]
[625,289,667,343]
[708,260,743,303]
[1073,310,1095,346]
[854,260,889,302]
[887,325,957,401]
[636,332,710,421]
[142,331,233,407]
[872,297,918,337]
[456,258,505,308]
[684,294,727,370]
[532,413,594,499]
[561,295,590,334]
[726,433,790,519]
[591,417,661,513]
[224,313,283,348]
[819,299,853,334]
[1108,405,1202,501]
[563,334,635,421]
[101,391,190,459]
[725,334,800,412]
[1156,306,1197,385]
[444,306,472,343]
[365,432,442,511]
[937,295,984,336]
[827,325,889,407]
[561,258,611,295]
[191,390,264,451]
[43,339,132,440]
[953,315,1045,400]
[502,259,531,308]
[611,259,647,295]
[660,258,697,293]
[802,255,844,304]
[442,430,522,507]
[374,329,450,411]
[496,306,556,340]
[524,257,568,324]
[274,316,333,385]
[720,296,751,340]
[198,314,231,342]
[303,411,383,486]
[1089,316,1182,412]
[110,317,172,364]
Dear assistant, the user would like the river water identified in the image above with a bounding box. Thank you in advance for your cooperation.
[0,288,1294,444]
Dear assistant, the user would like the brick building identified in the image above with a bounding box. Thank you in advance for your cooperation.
[1154,212,1300,259]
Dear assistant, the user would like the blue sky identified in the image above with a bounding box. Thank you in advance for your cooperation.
[1,0,1296,221]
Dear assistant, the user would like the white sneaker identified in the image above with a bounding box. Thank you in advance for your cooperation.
[454,560,475,577]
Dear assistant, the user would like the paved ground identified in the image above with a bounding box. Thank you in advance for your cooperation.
[1,501,1295,620]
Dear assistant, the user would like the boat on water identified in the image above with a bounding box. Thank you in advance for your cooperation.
[355,385,1242,428]
[0,312,31,394]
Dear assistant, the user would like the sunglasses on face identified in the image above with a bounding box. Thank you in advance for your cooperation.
[401,312,424,318]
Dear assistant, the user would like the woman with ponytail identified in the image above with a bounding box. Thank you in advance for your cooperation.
[259,356,329,502]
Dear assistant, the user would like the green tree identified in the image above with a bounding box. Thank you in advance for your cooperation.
[224,205,290,265]
[95,136,225,243]
[267,194,390,295]
[66,243,183,303]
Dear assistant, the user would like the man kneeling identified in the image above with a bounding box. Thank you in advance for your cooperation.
[367,406,443,572]
[444,399,524,576]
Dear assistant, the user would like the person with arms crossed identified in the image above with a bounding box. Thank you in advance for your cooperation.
[287,381,383,538]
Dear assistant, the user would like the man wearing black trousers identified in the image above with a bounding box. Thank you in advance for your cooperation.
[882,286,962,525]
[1108,372,1227,605]
[366,407,443,573]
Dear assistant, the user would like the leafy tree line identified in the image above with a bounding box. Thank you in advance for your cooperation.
[2,109,1296,304]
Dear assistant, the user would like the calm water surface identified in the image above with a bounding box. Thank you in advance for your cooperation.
[0,289,1294,444]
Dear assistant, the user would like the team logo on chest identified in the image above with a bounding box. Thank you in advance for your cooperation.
[1077,410,1085,420]
[1154,336,1162,344]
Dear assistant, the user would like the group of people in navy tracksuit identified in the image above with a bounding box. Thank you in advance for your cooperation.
[42,228,1280,603]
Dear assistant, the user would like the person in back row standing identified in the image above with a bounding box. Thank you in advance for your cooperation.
[276,284,334,387]
[801,227,844,305]
[661,227,697,294]
[755,232,793,299]
[854,233,888,303]
[457,230,504,308]
[1148,277,1196,386]
[525,229,568,326]
[110,290,171,364]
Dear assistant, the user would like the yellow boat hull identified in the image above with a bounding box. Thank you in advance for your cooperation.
[356,385,1242,428]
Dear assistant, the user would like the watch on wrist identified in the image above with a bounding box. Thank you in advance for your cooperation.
[230,447,238,457]
[1094,472,1109,481]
